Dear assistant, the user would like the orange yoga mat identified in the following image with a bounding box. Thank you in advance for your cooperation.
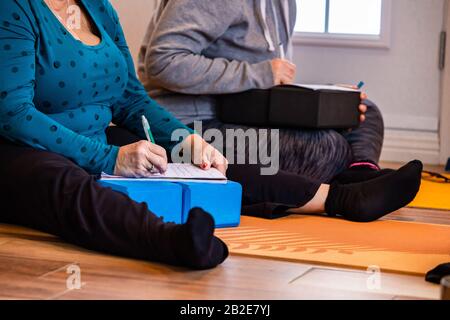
[409,175,450,211]
[216,216,450,275]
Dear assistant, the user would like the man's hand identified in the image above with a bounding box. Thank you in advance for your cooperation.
[271,58,297,85]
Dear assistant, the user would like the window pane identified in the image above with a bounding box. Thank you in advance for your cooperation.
[295,0,327,33]
[328,0,382,35]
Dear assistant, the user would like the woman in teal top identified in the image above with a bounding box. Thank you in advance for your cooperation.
[0,0,228,269]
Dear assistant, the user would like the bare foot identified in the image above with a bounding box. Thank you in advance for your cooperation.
[288,184,330,215]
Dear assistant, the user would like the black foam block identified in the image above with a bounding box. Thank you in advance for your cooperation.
[218,85,361,129]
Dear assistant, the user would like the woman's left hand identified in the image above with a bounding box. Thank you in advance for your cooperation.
[359,92,368,123]
[182,134,229,175]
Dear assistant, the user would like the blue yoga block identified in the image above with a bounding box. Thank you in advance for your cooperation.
[99,180,184,224]
[178,182,242,228]
[446,158,450,172]
[98,180,242,228]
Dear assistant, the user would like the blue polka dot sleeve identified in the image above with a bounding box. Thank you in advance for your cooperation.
[0,1,118,174]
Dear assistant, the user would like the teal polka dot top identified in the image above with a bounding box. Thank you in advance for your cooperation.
[0,0,193,174]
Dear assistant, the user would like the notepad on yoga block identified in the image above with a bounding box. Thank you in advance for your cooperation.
[99,166,241,227]
[101,163,227,182]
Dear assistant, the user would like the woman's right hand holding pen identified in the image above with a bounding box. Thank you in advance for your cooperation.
[114,141,168,178]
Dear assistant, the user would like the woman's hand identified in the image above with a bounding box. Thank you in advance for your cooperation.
[114,140,168,178]
[271,58,297,85]
[359,92,368,123]
[182,134,228,175]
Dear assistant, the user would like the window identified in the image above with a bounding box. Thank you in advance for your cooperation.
[294,0,391,48]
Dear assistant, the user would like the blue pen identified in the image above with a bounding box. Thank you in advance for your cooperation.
[357,81,365,90]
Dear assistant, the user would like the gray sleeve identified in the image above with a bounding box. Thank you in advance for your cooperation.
[143,0,275,95]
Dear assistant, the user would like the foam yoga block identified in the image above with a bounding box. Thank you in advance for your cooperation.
[99,180,242,228]
[99,180,184,223]
[178,182,243,227]
[218,85,361,129]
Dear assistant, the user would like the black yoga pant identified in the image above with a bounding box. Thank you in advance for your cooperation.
[0,136,182,263]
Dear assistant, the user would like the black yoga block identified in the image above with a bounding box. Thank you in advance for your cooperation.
[218,85,361,129]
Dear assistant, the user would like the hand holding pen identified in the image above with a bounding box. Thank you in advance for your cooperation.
[111,116,168,178]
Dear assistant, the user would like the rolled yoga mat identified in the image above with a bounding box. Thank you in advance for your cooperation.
[409,174,450,211]
[215,216,450,275]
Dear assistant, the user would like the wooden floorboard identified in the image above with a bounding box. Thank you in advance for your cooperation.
[0,162,447,300]
[0,206,446,300]
[386,208,450,225]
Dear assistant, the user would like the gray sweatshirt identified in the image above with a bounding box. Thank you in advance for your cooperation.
[138,0,297,125]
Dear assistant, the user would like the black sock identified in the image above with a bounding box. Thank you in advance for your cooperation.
[173,207,229,270]
[325,160,423,222]
[426,263,450,284]
[333,166,395,184]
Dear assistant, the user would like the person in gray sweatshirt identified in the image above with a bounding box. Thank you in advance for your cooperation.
[137,0,422,222]
[138,0,297,124]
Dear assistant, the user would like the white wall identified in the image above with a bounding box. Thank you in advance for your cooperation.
[294,0,445,133]
[111,0,445,163]
[113,0,444,132]
[109,0,157,62]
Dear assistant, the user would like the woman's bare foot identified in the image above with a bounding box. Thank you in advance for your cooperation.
[288,184,330,215]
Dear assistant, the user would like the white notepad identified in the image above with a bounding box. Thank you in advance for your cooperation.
[101,163,227,182]
[290,84,359,92]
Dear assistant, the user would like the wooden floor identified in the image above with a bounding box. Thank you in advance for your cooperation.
[0,163,448,300]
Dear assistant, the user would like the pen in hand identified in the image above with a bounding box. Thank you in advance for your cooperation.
[141,115,160,174]
[141,115,156,144]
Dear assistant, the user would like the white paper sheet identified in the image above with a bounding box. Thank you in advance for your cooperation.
[101,163,227,182]
[289,84,359,92]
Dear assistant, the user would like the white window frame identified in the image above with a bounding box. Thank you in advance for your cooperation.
[293,0,392,49]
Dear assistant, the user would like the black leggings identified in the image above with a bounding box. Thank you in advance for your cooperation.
[0,136,183,263]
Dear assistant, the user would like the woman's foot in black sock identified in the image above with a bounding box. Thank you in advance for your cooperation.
[173,208,229,270]
[325,160,423,222]
[333,166,395,184]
